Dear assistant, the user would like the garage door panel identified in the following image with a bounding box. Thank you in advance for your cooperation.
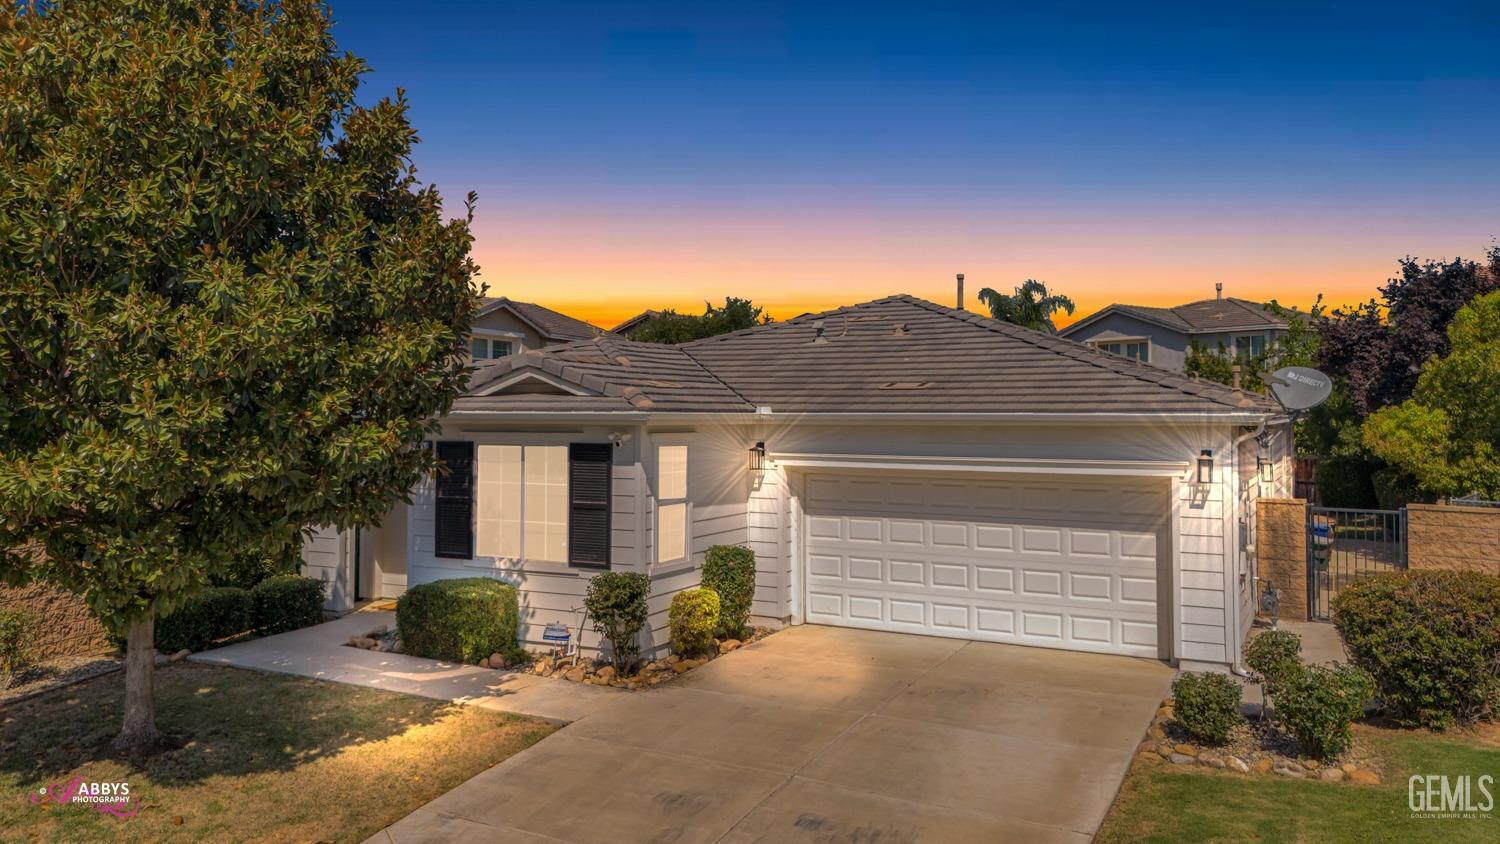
[803,474,1166,658]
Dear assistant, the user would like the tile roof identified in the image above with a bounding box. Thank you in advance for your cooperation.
[478,297,601,341]
[458,295,1279,416]
[1063,297,1289,336]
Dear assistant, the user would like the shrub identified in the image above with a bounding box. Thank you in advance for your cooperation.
[1332,570,1500,728]
[584,571,651,673]
[1244,629,1303,696]
[251,575,325,635]
[669,588,720,657]
[211,547,299,590]
[1315,453,1379,509]
[0,608,37,685]
[702,544,755,638]
[155,587,252,653]
[1171,672,1242,745]
[1271,663,1376,759]
[397,578,519,665]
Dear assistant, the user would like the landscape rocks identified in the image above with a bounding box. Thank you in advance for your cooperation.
[1227,756,1250,773]
[1170,753,1196,765]
[1349,770,1382,785]
[170,649,190,662]
[1319,768,1346,782]
[1273,761,1307,779]
[719,639,741,654]
[523,626,778,691]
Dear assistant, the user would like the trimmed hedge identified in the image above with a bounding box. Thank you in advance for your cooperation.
[669,588,720,657]
[397,578,520,665]
[1271,662,1375,759]
[585,571,651,672]
[156,587,252,653]
[1332,570,1500,728]
[1171,672,1242,745]
[1244,629,1303,697]
[703,544,755,638]
[252,575,325,635]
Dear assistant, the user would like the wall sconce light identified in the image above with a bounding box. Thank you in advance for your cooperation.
[1258,456,1274,484]
[1196,449,1214,484]
[749,441,767,473]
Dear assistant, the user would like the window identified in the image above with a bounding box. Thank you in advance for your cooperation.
[1235,335,1266,359]
[657,445,688,563]
[1094,340,1150,363]
[470,337,515,359]
[433,442,475,559]
[462,442,612,567]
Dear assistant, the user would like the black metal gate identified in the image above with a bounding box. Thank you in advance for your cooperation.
[1307,507,1407,620]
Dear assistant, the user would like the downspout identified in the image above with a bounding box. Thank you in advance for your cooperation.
[1227,418,1268,677]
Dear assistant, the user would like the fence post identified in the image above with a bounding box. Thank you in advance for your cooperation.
[1255,498,1309,622]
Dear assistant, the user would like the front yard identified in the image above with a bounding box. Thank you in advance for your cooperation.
[1099,722,1500,843]
[0,663,556,843]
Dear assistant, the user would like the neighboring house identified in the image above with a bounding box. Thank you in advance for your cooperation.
[1059,284,1290,372]
[468,297,600,360]
[608,309,660,337]
[305,294,1294,671]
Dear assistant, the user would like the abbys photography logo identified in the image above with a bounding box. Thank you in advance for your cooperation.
[1409,774,1495,820]
[29,776,138,820]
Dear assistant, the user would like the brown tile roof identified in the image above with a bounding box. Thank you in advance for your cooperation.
[477,297,601,341]
[1063,297,1288,336]
[459,295,1279,416]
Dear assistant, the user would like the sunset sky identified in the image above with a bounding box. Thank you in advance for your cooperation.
[336,1,1500,329]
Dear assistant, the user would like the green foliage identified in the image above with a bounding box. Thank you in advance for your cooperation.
[250,575,325,636]
[668,588,720,657]
[397,578,519,665]
[630,298,773,344]
[976,280,1075,333]
[1270,663,1375,759]
[1362,292,1500,499]
[210,540,302,591]
[1170,672,1242,745]
[0,608,37,682]
[0,0,480,638]
[1315,452,1380,508]
[583,572,651,672]
[1244,630,1303,696]
[702,545,756,638]
[1332,570,1500,728]
[154,587,252,653]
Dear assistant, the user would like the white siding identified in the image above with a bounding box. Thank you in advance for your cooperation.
[300,525,352,612]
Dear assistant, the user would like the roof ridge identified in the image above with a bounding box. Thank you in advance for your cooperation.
[889,295,1269,411]
[675,297,892,348]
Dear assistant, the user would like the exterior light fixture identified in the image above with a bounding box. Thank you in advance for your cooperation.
[1258,456,1274,484]
[749,441,767,473]
[1196,450,1214,484]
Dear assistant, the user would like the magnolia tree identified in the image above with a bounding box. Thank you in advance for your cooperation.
[0,1,478,753]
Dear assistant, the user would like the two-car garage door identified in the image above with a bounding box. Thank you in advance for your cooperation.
[802,473,1170,658]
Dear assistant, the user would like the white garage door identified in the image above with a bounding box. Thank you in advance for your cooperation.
[802,473,1169,658]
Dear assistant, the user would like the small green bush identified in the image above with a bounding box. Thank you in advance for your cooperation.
[1271,662,1375,759]
[1332,570,1500,728]
[669,588,720,657]
[1244,629,1303,696]
[1171,672,1242,745]
[155,587,253,653]
[397,578,519,664]
[702,544,755,638]
[211,547,299,590]
[251,575,325,635]
[584,571,651,672]
[0,608,37,685]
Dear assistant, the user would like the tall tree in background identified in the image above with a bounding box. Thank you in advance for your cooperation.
[631,297,773,344]
[976,280,1075,333]
[0,1,478,753]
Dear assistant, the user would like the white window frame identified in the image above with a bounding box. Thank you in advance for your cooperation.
[1233,334,1267,359]
[470,437,571,567]
[1090,336,1151,363]
[470,328,525,360]
[653,439,691,566]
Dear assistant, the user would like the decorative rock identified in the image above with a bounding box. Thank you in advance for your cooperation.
[564,667,586,682]
[1252,758,1274,774]
[170,649,190,662]
[1173,744,1198,757]
[596,665,617,682]
[489,652,506,669]
[1349,770,1381,785]
[347,636,362,647]
[1227,757,1250,773]
[1147,723,1166,740]
[1136,752,1162,764]
[1340,763,1359,775]
[719,640,742,654]
[671,661,693,674]
[351,637,377,650]
[391,641,404,654]
[1319,768,1346,782]
[154,653,169,666]
[1156,745,1175,759]
[1157,705,1174,719]
[1199,753,1226,769]
[1273,761,1306,779]
[666,655,681,665]
[1170,753,1197,765]
[367,625,388,638]
[555,656,574,671]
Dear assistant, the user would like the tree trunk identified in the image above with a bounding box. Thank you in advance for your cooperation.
[111,615,160,754]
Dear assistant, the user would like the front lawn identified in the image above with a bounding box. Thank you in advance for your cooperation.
[1098,723,1500,843]
[0,663,556,843]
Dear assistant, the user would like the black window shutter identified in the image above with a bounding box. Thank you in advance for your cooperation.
[434,441,474,559]
[568,443,612,568]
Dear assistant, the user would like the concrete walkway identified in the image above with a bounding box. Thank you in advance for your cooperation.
[369,625,1175,843]
[188,611,621,723]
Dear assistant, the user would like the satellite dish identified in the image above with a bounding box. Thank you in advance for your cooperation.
[1267,366,1332,412]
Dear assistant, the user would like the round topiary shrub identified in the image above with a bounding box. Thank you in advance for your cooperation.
[702,544,755,638]
[669,588,720,657]
[397,577,519,665]
[1332,570,1500,728]
[1171,671,1242,745]
[155,587,253,653]
[251,575,326,635]
[584,571,651,672]
[1244,629,1303,696]
[1270,662,1375,759]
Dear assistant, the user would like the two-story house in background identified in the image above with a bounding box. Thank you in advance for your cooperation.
[469,297,601,360]
[1058,284,1290,371]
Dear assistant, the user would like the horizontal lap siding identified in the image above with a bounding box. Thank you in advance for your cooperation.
[1179,472,1228,663]
[748,466,789,622]
[300,525,350,611]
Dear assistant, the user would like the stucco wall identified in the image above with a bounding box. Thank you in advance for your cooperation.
[0,582,112,658]
[1407,504,1500,575]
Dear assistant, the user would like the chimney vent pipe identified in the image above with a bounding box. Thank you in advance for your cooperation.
[957,273,965,309]
[1216,282,1223,300]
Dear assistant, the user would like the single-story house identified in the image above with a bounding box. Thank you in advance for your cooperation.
[1059,284,1292,371]
[468,297,601,360]
[304,295,1293,671]
[608,309,661,337]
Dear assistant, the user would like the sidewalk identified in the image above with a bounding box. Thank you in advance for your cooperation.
[187,610,621,723]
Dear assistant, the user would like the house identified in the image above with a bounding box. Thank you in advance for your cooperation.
[304,294,1294,671]
[468,297,601,360]
[1058,284,1291,371]
[608,309,661,337]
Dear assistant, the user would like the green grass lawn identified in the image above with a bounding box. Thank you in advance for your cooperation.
[0,663,557,843]
[1098,724,1500,843]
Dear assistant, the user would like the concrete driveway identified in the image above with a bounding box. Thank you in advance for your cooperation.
[369,625,1174,843]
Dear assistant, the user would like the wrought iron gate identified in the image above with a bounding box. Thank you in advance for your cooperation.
[1307,506,1407,620]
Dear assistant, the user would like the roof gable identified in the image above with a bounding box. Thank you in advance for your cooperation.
[477,297,601,341]
[1062,297,1289,337]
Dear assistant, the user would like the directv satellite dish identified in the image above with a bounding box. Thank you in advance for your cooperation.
[1267,366,1332,412]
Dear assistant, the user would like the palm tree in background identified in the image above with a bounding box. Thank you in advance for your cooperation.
[976,279,1076,333]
